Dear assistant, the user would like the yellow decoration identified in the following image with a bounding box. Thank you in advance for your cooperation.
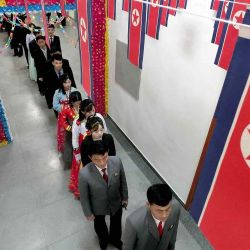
[0,140,8,147]
[0,0,6,7]
[104,0,109,114]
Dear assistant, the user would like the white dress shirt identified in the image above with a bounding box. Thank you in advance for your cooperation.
[152,214,165,229]
[95,165,108,177]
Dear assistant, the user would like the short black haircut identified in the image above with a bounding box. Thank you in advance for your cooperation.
[48,23,55,29]
[147,184,172,206]
[52,53,62,62]
[86,116,104,131]
[36,35,45,41]
[69,91,82,105]
[88,141,109,157]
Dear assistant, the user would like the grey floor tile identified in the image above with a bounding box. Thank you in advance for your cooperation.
[0,179,38,226]
[30,170,72,208]
[0,209,46,250]
[39,198,85,246]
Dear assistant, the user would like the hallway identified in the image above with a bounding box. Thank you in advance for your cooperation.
[0,31,211,250]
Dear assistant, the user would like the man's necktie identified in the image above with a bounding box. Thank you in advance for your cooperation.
[102,168,108,183]
[50,37,53,45]
[158,221,163,238]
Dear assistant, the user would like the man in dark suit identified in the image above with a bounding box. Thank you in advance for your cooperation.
[123,184,180,250]
[44,53,76,108]
[33,35,51,95]
[79,141,128,250]
[48,24,61,53]
[29,26,42,58]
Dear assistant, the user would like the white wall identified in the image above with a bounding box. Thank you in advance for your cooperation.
[108,0,226,202]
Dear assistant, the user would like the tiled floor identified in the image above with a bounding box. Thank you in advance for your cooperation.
[0,25,212,250]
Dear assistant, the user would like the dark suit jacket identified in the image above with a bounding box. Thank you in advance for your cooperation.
[44,61,76,108]
[49,35,61,53]
[80,133,116,166]
[29,39,39,58]
[33,46,51,79]
[79,156,128,216]
[123,202,180,250]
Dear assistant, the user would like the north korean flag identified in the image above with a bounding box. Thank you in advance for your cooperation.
[211,1,231,45]
[215,1,249,70]
[210,0,220,10]
[122,0,129,12]
[169,0,179,16]
[128,0,147,69]
[190,12,250,247]
[161,0,169,26]
[178,0,187,9]
[77,0,93,97]
[107,0,116,20]
[146,0,163,39]
[199,37,250,248]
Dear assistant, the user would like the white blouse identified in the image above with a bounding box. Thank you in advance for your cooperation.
[26,33,36,51]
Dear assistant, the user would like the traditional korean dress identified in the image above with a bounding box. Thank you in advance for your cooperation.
[57,104,78,168]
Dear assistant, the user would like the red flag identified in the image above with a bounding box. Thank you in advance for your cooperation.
[128,0,147,68]
[41,0,50,48]
[60,0,67,17]
[24,0,31,23]
[107,0,116,20]
[146,0,163,39]
[122,0,129,12]
[77,0,93,96]
[178,0,187,9]
[211,0,220,10]
[212,2,229,45]
[200,74,250,249]
[161,0,169,26]
[215,2,248,70]
[169,0,178,16]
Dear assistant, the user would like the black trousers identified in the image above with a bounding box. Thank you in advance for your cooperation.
[94,207,123,250]
[21,42,29,65]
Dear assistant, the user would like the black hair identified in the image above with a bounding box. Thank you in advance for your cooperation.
[50,48,61,55]
[69,91,82,106]
[147,184,172,206]
[58,74,71,94]
[36,35,45,41]
[48,23,55,29]
[28,23,35,28]
[78,99,95,122]
[52,53,63,62]
[88,141,109,157]
[86,116,104,131]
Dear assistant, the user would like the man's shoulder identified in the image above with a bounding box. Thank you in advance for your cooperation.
[80,162,94,175]
[127,206,147,226]
[108,156,122,167]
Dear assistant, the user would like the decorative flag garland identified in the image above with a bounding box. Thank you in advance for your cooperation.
[0,97,13,147]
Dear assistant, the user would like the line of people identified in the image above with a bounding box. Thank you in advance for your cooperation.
[1,15,181,250]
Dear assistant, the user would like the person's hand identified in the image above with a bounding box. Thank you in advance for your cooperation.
[86,215,95,221]
[122,200,128,209]
[38,77,43,81]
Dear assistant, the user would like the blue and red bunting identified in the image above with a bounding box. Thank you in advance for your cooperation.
[0,3,76,13]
